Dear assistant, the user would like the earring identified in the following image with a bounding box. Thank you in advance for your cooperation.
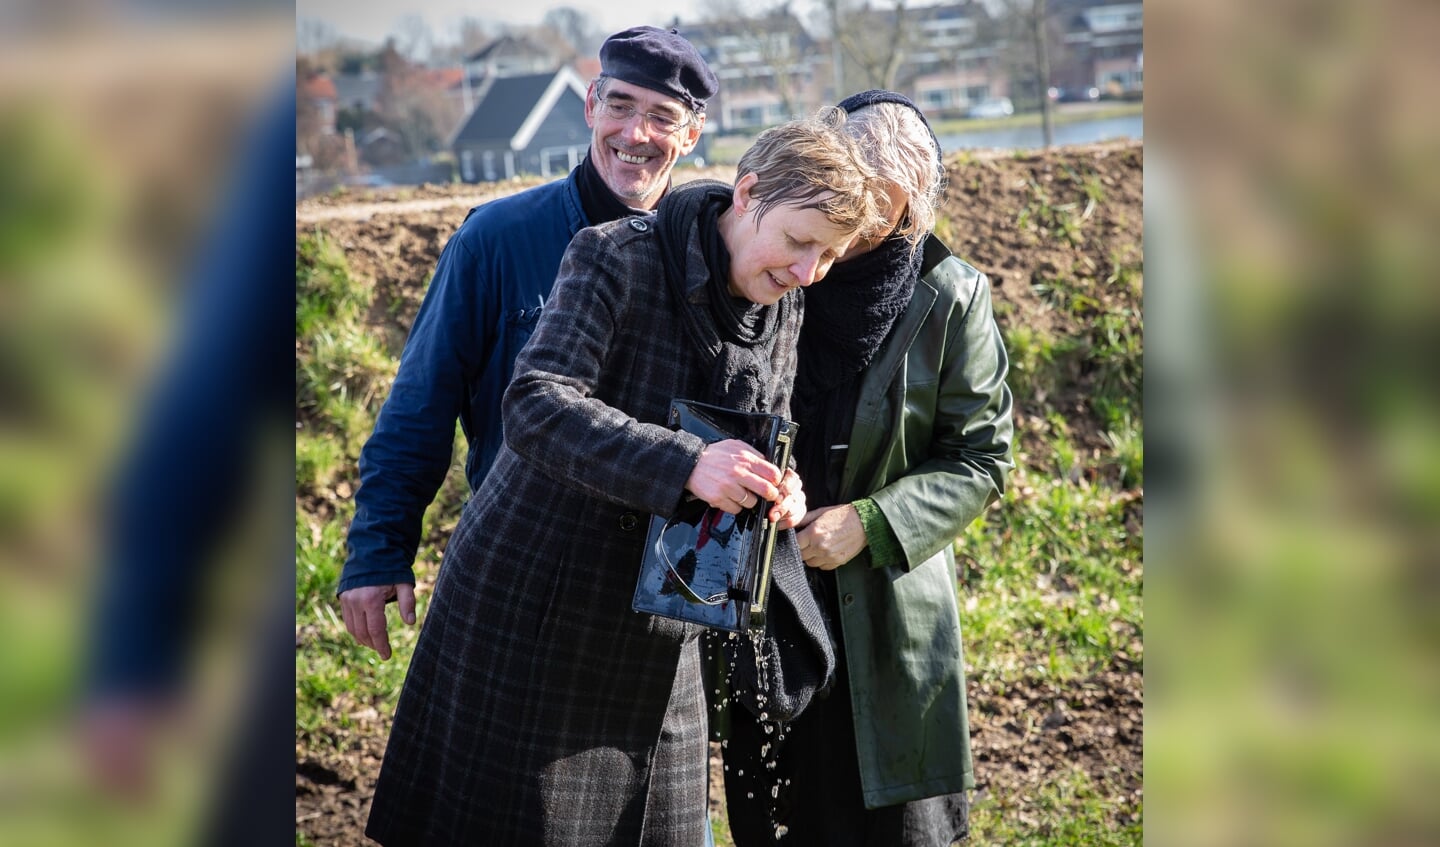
[736,208,744,219]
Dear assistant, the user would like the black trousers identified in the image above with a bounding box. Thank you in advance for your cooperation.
[722,573,968,847]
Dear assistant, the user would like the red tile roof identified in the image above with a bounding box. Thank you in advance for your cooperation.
[426,67,465,89]
[301,74,337,101]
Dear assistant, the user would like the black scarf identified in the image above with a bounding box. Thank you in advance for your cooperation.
[576,150,656,225]
[655,180,791,414]
[791,234,921,506]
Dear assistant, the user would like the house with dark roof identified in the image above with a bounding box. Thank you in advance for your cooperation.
[451,66,590,183]
[463,34,561,82]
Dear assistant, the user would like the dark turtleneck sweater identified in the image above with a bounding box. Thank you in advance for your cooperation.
[576,149,664,225]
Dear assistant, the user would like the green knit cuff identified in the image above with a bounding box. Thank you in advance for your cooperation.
[853,498,904,570]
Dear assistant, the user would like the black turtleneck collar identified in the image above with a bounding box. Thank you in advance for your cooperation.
[577,149,665,225]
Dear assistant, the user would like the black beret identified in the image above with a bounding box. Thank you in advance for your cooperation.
[838,89,942,158]
[838,88,944,183]
[599,26,719,113]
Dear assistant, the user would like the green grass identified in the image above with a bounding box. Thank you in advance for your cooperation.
[969,765,1143,845]
[958,466,1143,685]
[929,101,1145,137]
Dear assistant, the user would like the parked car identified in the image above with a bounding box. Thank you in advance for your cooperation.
[965,97,1014,119]
[1049,86,1101,103]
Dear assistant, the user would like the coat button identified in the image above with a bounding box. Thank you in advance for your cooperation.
[627,217,649,232]
[842,593,855,606]
[619,511,639,531]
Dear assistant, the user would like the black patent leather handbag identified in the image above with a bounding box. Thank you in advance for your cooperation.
[632,399,796,634]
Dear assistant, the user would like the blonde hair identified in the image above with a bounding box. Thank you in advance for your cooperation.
[735,107,886,239]
[841,102,944,245]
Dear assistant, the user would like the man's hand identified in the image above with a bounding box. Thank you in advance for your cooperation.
[77,694,185,803]
[796,504,868,570]
[339,583,416,660]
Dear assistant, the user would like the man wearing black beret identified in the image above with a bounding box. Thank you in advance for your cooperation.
[339,26,718,657]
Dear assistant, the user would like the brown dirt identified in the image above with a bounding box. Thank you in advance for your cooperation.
[295,140,1143,844]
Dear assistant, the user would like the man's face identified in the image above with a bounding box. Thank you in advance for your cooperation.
[584,77,703,211]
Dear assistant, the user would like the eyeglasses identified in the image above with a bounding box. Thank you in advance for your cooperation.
[596,98,690,137]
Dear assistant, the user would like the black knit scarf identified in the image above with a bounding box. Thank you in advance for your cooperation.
[576,150,657,225]
[655,179,791,414]
[791,234,921,506]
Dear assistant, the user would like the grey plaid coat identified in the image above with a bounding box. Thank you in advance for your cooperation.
[365,212,803,846]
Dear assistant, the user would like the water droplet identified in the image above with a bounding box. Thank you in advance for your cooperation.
[775,824,789,839]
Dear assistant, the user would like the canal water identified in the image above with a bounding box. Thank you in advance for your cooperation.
[937,115,1142,152]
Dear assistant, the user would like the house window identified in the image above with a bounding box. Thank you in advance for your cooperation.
[730,105,764,128]
[1087,4,1143,33]
[461,150,475,182]
[482,150,497,181]
[919,88,950,109]
[539,146,583,178]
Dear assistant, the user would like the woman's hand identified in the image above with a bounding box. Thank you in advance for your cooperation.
[685,439,784,514]
[796,504,868,570]
[766,468,807,530]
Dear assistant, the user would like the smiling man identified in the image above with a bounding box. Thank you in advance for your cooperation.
[338,26,718,659]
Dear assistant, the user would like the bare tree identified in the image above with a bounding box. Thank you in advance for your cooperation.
[430,17,497,65]
[393,14,434,64]
[824,0,917,93]
[706,0,811,121]
[996,0,1059,146]
[543,7,601,58]
[297,18,340,57]
[374,44,462,161]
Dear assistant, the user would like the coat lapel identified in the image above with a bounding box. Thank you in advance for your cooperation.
[839,276,938,500]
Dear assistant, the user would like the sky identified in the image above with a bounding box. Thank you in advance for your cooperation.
[295,0,722,52]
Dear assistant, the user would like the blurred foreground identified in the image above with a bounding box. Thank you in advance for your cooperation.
[0,9,293,847]
[1144,1,1440,845]
[2,1,1439,844]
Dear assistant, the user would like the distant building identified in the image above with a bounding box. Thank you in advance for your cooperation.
[903,1,1005,117]
[463,35,561,82]
[333,71,382,115]
[1053,0,1144,96]
[451,67,590,182]
[680,13,826,134]
[299,72,338,134]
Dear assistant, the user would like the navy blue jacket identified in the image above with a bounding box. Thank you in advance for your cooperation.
[340,168,621,593]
